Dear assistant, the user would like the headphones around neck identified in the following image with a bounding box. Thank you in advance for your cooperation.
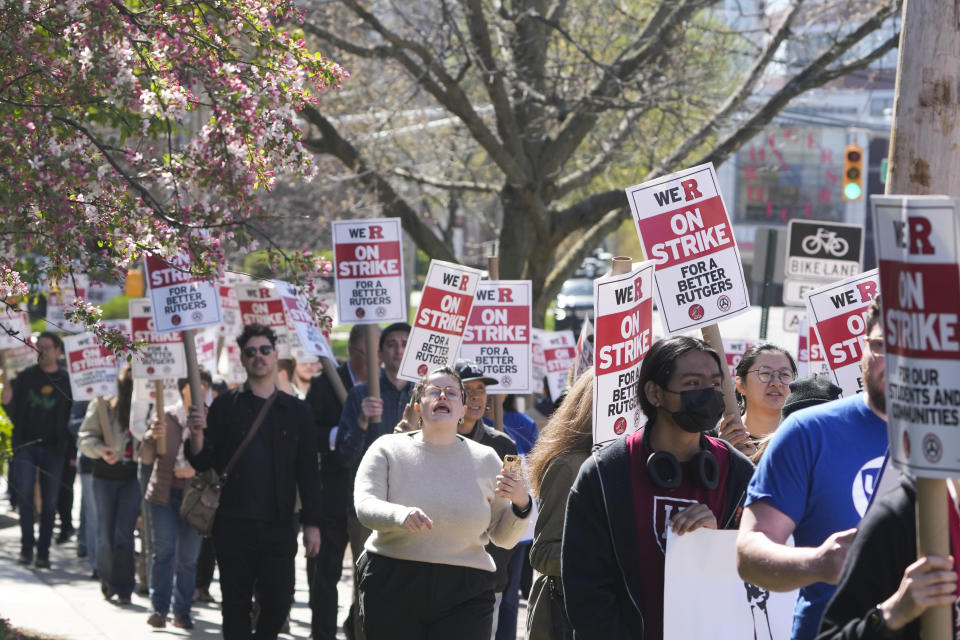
[641,427,719,491]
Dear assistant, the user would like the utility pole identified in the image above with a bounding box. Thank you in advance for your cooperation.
[886,2,960,638]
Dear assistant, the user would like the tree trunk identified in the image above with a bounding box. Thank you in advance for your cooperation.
[497,184,554,327]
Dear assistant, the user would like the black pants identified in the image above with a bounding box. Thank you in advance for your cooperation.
[195,536,216,590]
[214,516,297,640]
[57,446,77,532]
[357,552,496,640]
[308,514,349,640]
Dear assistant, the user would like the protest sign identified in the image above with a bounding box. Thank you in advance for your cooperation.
[873,195,960,477]
[664,529,796,640]
[530,329,547,392]
[540,330,577,401]
[722,339,755,378]
[2,343,36,377]
[332,218,406,324]
[129,299,186,380]
[593,263,654,444]
[275,280,335,360]
[217,343,246,385]
[63,333,118,401]
[460,280,532,394]
[804,269,879,396]
[795,318,831,379]
[193,327,219,374]
[574,316,594,381]
[625,163,749,333]
[0,309,30,350]
[131,378,180,433]
[217,274,246,339]
[399,260,481,381]
[144,255,221,333]
[235,281,292,358]
[46,275,88,333]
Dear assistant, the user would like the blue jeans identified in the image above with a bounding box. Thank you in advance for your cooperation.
[93,474,141,599]
[78,471,98,571]
[495,541,531,640]
[12,443,65,558]
[149,487,202,617]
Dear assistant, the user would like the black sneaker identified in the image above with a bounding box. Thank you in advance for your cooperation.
[17,550,33,566]
[56,528,75,544]
[34,555,51,569]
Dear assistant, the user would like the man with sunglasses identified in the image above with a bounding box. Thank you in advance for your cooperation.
[737,295,888,640]
[334,321,412,640]
[186,324,321,640]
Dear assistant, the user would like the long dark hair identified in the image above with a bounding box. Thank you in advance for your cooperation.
[111,365,133,430]
[636,336,723,425]
[734,343,797,413]
[527,369,594,498]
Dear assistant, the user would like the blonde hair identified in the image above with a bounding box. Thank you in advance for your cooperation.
[527,368,594,498]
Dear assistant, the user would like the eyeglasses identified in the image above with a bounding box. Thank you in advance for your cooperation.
[866,337,885,356]
[242,345,275,358]
[423,386,462,400]
[749,368,795,384]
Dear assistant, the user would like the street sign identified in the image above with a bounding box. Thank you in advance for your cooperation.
[783,307,806,332]
[783,280,820,307]
[784,220,864,307]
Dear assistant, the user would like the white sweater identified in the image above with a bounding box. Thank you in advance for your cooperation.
[354,431,530,572]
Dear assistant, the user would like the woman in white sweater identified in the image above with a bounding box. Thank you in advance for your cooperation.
[353,366,532,639]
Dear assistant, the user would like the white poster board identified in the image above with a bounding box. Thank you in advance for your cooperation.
[593,263,655,444]
[804,270,879,396]
[0,309,30,350]
[46,275,88,333]
[144,254,222,333]
[664,529,796,640]
[217,273,247,339]
[332,218,406,324]
[63,333,118,401]
[460,281,532,394]
[873,195,960,477]
[722,338,755,379]
[399,260,482,382]
[625,163,749,333]
[129,298,186,380]
[274,280,335,360]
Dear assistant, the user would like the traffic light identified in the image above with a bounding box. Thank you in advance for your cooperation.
[842,144,864,201]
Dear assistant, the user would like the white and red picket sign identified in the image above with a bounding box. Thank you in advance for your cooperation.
[275,280,335,360]
[332,218,406,324]
[234,281,292,359]
[625,163,750,333]
[574,316,594,381]
[144,254,222,333]
[593,262,655,444]
[399,260,481,382]
[804,269,879,396]
[459,280,532,394]
[722,338,755,379]
[539,330,577,402]
[217,273,247,339]
[129,298,186,380]
[46,275,88,333]
[873,195,960,478]
[63,333,118,401]
[530,329,547,392]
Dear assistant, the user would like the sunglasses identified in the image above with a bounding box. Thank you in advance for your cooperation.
[242,345,275,358]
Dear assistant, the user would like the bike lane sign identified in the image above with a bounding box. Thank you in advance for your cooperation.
[784,220,863,305]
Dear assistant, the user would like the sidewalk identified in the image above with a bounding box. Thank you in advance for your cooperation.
[0,502,347,639]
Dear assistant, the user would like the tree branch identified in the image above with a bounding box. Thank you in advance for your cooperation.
[301,105,458,263]
[543,207,629,301]
[391,167,499,192]
[554,106,647,197]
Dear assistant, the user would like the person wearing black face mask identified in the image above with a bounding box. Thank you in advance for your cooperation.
[561,336,755,640]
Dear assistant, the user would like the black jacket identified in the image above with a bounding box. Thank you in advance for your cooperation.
[817,476,921,640]
[186,386,322,526]
[561,434,755,639]
[6,364,73,454]
[305,362,354,521]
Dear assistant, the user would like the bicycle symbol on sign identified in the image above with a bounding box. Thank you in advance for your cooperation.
[801,228,849,257]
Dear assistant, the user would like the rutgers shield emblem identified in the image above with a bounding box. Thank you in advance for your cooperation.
[653,496,697,553]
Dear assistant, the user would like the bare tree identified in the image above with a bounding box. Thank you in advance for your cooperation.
[299,0,900,324]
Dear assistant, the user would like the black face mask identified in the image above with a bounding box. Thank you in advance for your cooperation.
[663,387,724,433]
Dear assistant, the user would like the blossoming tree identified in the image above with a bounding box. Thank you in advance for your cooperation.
[0,0,347,351]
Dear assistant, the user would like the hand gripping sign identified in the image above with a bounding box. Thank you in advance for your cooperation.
[332,218,406,324]
[873,195,960,478]
[804,269,879,397]
[275,280,335,361]
[129,298,187,380]
[593,262,655,444]
[459,280,532,394]
[144,254,222,333]
[235,281,293,359]
[625,163,750,333]
[399,260,482,382]
[63,333,118,401]
[540,330,577,402]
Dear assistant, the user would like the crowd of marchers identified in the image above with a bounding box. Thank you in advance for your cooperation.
[6,294,956,640]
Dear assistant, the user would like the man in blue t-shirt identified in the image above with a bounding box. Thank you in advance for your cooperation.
[737,295,888,640]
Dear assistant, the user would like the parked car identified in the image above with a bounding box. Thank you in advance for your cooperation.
[554,277,594,334]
